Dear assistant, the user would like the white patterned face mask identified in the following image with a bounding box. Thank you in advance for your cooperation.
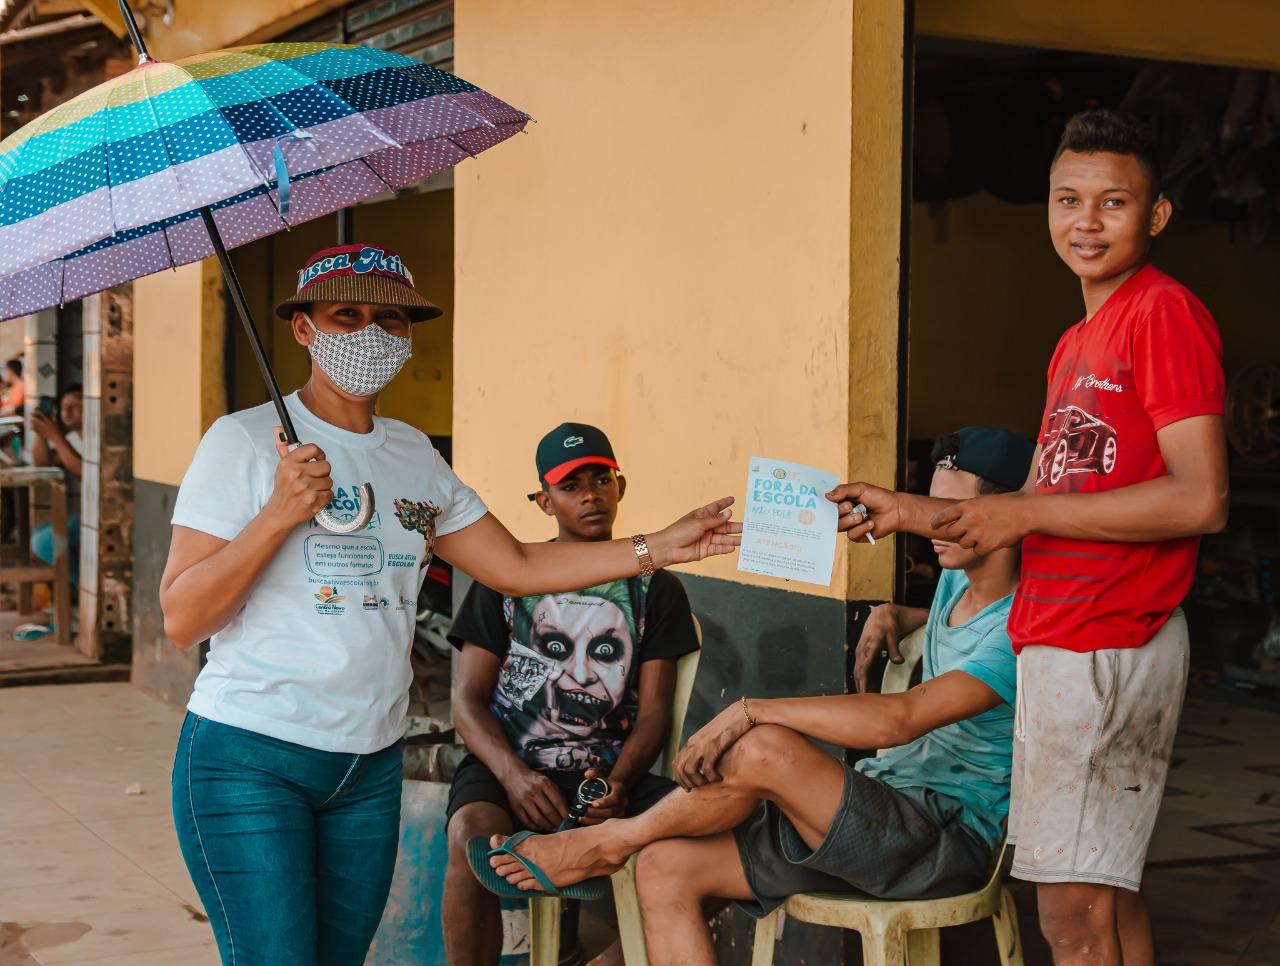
[304,314,412,397]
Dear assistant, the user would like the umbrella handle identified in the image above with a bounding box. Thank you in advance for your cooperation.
[286,442,376,534]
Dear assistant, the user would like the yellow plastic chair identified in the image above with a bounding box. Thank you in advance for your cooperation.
[748,626,1024,966]
[529,616,704,966]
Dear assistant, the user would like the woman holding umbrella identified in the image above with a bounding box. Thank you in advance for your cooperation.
[160,244,739,965]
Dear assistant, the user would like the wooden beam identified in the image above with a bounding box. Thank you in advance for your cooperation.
[235,0,347,48]
[34,0,88,16]
[0,13,99,45]
[77,0,125,38]
[846,0,906,601]
[918,0,1280,72]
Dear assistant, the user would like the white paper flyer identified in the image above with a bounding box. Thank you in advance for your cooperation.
[736,457,839,587]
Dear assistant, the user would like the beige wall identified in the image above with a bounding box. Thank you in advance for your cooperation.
[908,192,1280,441]
[453,0,899,599]
[133,262,225,487]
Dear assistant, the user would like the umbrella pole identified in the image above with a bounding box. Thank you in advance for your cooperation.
[117,0,152,63]
[199,207,301,446]
[114,4,297,445]
[201,206,374,536]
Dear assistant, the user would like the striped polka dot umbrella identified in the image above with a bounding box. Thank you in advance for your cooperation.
[0,43,528,319]
[0,1,530,532]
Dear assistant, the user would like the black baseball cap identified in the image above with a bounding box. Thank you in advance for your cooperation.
[931,426,1035,492]
[535,423,620,486]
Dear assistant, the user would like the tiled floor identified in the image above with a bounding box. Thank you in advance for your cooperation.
[0,684,216,965]
[1147,692,1280,865]
[1004,689,1280,966]
[3,682,1280,965]
[0,612,93,677]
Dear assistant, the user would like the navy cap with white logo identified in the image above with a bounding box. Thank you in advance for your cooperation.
[931,426,1035,492]
[535,423,619,485]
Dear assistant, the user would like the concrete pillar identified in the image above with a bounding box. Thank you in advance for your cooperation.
[130,261,226,704]
[79,287,134,664]
[848,0,907,601]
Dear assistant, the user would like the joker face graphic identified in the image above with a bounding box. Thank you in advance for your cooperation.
[524,593,634,738]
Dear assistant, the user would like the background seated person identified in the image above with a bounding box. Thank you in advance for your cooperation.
[445,423,699,966]
[30,385,83,585]
[1,359,24,417]
[0,360,24,547]
[477,427,1032,966]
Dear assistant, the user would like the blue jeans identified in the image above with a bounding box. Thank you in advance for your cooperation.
[172,713,403,966]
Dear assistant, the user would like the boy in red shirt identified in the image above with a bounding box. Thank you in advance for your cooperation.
[833,110,1228,965]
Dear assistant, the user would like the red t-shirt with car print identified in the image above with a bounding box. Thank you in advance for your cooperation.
[1008,265,1224,653]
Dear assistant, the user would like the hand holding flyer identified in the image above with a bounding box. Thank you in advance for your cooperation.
[737,458,839,586]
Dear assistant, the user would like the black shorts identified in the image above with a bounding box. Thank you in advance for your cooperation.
[447,754,677,828]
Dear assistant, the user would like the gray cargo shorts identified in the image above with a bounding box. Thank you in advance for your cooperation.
[732,762,992,918]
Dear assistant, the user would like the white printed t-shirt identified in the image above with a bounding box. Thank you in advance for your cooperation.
[173,392,487,754]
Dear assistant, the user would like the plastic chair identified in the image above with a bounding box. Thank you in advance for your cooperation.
[529,616,704,966]
[748,626,1024,966]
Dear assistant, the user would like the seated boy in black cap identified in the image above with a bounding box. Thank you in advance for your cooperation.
[471,428,1033,966]
[443,422,699,966]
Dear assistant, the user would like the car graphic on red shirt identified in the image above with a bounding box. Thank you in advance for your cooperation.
[1037,405,1119,487]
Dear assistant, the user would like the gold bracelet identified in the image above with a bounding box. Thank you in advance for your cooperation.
[632,534,655,577]
[741,696,757,728]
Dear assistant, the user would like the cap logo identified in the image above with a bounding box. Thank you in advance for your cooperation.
[936,454,958,470]
[563,435,584,448]
[296,247,414,293]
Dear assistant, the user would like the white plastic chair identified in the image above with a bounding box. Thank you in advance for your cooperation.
[748,626,1024,966]
[529,616,703,966]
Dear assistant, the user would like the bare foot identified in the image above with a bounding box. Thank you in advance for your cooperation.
[488,829,625,891]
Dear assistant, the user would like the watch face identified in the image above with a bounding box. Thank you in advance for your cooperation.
[576,777,609,806]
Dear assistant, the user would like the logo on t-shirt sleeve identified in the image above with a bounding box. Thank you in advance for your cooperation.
[393,499,441,566]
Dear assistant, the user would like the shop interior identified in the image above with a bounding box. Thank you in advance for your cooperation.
[901,36,1280,962]
[905,38,1280,697]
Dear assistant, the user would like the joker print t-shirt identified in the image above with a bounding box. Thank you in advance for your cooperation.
[173,392,487,754]
[449,571,699,772]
